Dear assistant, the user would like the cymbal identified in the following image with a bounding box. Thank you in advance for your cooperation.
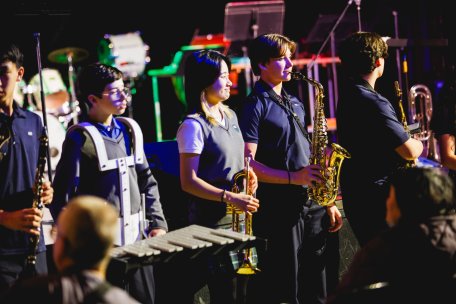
[48,47,89,64]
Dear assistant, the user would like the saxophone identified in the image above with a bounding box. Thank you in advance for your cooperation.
[25,132,49,269]
[394,81,416,169]
[290,72,351,207]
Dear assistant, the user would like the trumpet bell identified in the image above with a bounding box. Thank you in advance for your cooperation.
[236,261,260,275]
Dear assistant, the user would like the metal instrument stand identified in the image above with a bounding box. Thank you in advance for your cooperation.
[304,2,358,130]
[66,51,79,125]
[48,47,89,127]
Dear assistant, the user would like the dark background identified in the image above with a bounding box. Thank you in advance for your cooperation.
[4,0,455,142]
[7,2,454,292]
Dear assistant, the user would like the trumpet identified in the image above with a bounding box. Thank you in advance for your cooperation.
[228,156,259,275]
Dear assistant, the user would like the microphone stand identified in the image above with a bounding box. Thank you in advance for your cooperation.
[355,0,362,31]
[126,77,135,119]
[34,33,53,184]
[305,0,356,122]
[392,11,404,93]
[307,0,355,72]
[66,51,79,126]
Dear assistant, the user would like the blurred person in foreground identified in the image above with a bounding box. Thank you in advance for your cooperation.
[2,195,139,303]
[327,167,456,303]
[336,32,423,246]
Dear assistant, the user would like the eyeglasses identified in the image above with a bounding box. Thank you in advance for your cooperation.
[102,87,131,99]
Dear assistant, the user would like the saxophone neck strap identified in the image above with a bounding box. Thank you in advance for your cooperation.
[257,80,310,142]
[290,111,310,142]
[278,97,310,142]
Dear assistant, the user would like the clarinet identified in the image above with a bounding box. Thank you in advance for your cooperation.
[21,32,53,278]
[25,133,49,269]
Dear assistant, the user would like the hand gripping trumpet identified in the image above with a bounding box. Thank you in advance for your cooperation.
[229,156,260,275]
[290,71,351,207]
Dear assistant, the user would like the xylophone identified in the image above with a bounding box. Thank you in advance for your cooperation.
[109,224,262,274]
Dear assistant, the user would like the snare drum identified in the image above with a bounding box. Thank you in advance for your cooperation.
[29,68,70,116]
[33,111,66,179]
[98,32,149,78]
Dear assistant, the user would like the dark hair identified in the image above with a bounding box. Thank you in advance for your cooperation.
[391,167,455,223]
[248,33,296,76]
[184,49,231,115]
[76,63,123,108]
[339,31,389,76]
[0,43,24,68]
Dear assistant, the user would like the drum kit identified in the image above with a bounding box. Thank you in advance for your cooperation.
[98,31,150,79]
[13,32,149,179]
[98,31,150,118]
[14,47,89,177]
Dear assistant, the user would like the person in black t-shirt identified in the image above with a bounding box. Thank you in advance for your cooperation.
[0,42,54,293]
[336,32,423,247]
[239,33,343,304]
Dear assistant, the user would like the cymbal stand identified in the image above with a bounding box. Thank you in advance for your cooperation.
[66,52,79,125]
[125,77,135,119]
[392,11,403,93]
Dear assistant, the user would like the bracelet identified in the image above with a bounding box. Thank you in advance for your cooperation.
[287,171,291,184]
[221,189,226,203]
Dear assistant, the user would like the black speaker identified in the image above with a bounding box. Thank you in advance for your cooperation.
[326,202,360,294]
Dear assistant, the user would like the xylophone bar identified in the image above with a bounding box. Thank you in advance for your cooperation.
[109,224,261,274]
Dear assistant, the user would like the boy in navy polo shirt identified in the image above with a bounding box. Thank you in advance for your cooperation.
[239,33,343,304]
[0,43,54,292]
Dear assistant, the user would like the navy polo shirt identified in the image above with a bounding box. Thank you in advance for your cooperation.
[92,117,131,153]
[0,103,46,255]
[336,78,409,184]
[239,80,311,172]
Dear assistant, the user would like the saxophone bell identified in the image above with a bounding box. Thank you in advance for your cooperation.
[394,81,417,169]
[292,72,351,206]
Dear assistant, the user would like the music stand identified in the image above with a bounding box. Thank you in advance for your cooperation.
[303,13,360,120]
[224,0,285,55]
[224,1,285,95]
[305,13,359,50]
